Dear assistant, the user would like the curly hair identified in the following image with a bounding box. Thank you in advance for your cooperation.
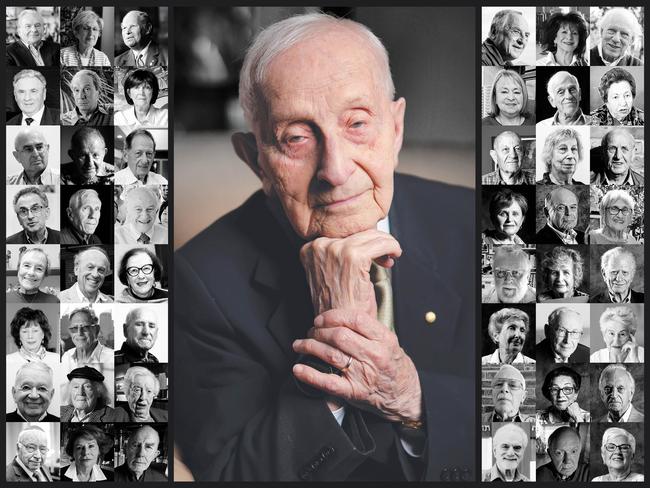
[10,307,52,349]
[487,308,529,341]
[64,424,113,460]
[598,68,636,103]
[541,246,584,289]
[541,127,583,173]
[118,247,162,286]
[541,11,588,59]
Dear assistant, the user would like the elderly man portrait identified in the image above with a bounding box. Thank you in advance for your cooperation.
[483,245,536,303]
[115,306,160,365]
[537,246,588,302]
[61,127,115,185]
[537,71,591,127]
[60,189,105,245]
[61,306,114,374]
[7,69,60,125]
[596,364,644,423]
[536,426,589,482]
[6,426,54,482]
[482,364,533,422]
[592,427,644,482]
[536,127,587,185]
[483,423,530,482]
[175,12,474,482]
[114,366,168,422]
[535,306,589,370]
[592,246,644,303]
[483,131,535,185]
[115,186,167,244]
[114,129,168,186]
[482,10,530,66]
[535,186,585,244]
[115,10,167,67]
[7,361,59,421]
[60,365,116,422]
[59,247,114,303]
[7,9,59,67]
[591,306,644,363]
[61,69,113,126]
[7,127,59,185]
[115,426,167,481]
[591,8,643,67]
[482,308,535,364]
[7,187,60,244]
[590,128,644,186]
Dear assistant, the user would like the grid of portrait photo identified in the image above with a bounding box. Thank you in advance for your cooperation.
[5,6,169,482]
[480,6,644,482]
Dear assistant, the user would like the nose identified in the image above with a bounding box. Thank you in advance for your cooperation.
[88,207,97,218]
[317,136,354,187]
[28,387,41,398]
[137,444,147,456]
[611,31,622,43]
[32,449,42,460]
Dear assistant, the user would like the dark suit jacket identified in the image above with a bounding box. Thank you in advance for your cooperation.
[114,462,167,481]
[590,45,642,66]
[7,227,60,244]
[175,174,475,481]
[535,224,585,244]
[60,404,116,422]
[591,289,644,303]
[6,410,60,422]
[6,457,53,481]
[112,405,168,422]
[60,225,102,245]
[7,39,60,66]
[7,106,61,125]
[535,338,590,374]
[115,41,167,67]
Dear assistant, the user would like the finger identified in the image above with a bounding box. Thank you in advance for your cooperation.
[292,363,355,399]
[314,308,387,340]
[293,338,351,370]
[308,326,376,360]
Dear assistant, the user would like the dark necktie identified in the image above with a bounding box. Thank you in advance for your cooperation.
[138,233,151,244]
[25,117,34,125]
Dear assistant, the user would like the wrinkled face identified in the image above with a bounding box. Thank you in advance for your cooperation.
[126,252,155,297]
[600,370,633,415]
[69,312,99,349]
[549,374,578,411]
[12,368,53,420]
[548,431,581,477]
[548,311,583,359]
[19,321,45,353]
[492,376,525,415]
[606,131,634,176]
[14,76,46,116]
[73,435,100,466]
[495,77,523,117]
[15,192,50,234]
[17,250,47,292]
[127,374,156,419]
[17,430,48,471]
[17,11,44,46]
[493,431,525,473]
[602,255,635,297]
[498,13,530,61]
[13,131,49,175]
[602,434,633,472]
[125,308,159,351]
[160,207,168,226]
[126,428,159,474]
[550,137,579,179]
[545,257,575,298]
[495,318,527,357]
[75,249,110,296]
[602,320,632,348]
[125,189,158,234]
[495,201,524,236]
[604,198,633,233]
[548,75,580,119]
[70,378,98,411]
[126,135,155,179]
[601,15,634,61]
[554,22,579,54]
[121,12,148,49]
[68,193,102,236]
[129,82,153,108]
[491,133,522,176]
[547,189,578,231]
[250,29,403,239]
[71,74,100,113]
[75,21,101,48]
[606,81,634,122]
[70,135,107,182]
[493,252,530,303]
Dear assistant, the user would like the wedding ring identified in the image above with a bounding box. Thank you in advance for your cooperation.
[340,355,353,373]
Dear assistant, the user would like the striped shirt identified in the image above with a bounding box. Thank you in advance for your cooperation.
[481,38,510,66]
[60,46,111,67]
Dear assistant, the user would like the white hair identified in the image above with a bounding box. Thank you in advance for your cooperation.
[600,306,637,336]
[598,364,635,392]
[123,366,160,396]
[546,71,579,97]
[599,8,641,39]
[239,12,395,127]
[493,423,528,449]
[601,427,636,453]
[18,426,46,445]
[17,9,44,26]
[600,189,635,216]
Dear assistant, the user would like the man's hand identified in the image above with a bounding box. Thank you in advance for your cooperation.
[299,230,402,317]
[292,308,422,424]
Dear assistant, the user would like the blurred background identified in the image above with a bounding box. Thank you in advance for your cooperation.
[174,6,476,248]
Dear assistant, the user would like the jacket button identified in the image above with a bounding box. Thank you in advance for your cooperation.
[425,311,437,324]
[462,467,472,481]
[451,467,461,481]
[440,468,451,481]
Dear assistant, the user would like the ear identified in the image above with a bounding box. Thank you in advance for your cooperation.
[232,132,273,196]
[68,149,74,161]
[547,94,555,108]
[390,97,406,165]
[123,323,129,338]
[13,151,20,163]
[66,207,73,222]
[544,323,552,339]
[489,150,498,168]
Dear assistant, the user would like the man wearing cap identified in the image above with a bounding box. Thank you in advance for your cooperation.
[60,366,116,422]
[482,364,534,422]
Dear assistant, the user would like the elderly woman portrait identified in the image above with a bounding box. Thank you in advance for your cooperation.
[114,365,168,422]
[592,427,644,482]
[482,307,535,364]
[60,365,116,422]
[61,10,111,67]
[537,11,589,66]
[62,425,114,481]
[591,306,644,363]
[116,247,168,303]
[537,365,590,425]
[483,69,535,126]
[6,307,59,368]
[6,247,59,304]
[538,246,588,302]
[591,68,644,126]
[588,189,640,244]
[537,127,586,184]
[482,188,529,245]
[114,69,168,130]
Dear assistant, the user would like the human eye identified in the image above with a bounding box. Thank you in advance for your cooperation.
[512,445,522,452]
[617,386,625,393]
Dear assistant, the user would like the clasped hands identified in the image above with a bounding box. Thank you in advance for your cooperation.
[293,229,422,424]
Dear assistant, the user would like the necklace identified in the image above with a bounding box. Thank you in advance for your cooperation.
[75,48,96,67]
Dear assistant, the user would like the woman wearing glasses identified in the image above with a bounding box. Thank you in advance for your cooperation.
[537,246,588,302]
[593,427,644,482]
[588,189,640,244]
[116,247,168,303]
[591,306,644,363]
[537,365,590,425]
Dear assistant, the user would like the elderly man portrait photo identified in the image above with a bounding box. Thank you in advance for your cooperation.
[483,130,535,185]
[59,246,113,303]
[115,9,168,67]
[481,9,531,66]
[7,9,59,67]
[60,365,116,422]
[536,426,589,482]
[483,245,536,303]
[483,423,531,481]
[591,8,643,66]
[537,70,591,127]
[175,10,475,482]
[114,129,168,186]
[115,186,167,244]
[60,306,114,374]
[6,127,59,185]
[115,425,167,481]
[591,246,644,303]
[535,186,586,244]
[115,306,161,365]
[482,364,534,422]
[7,69,60,125]
[6,426,54,482]
[7,362,59,422]
[482,307,535,364]
[60,127,114,185]
[590,127,644,185]
[60,188,107,245]
[7,186,60,244]
[114,365,168,422]
[61,69,113,126]
[595,364,644,423]
[535,306,589,372]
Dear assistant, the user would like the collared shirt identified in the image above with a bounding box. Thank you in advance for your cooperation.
[21,39,44,65]
[591,104,644,126]
[71,409,93,422]
[61,105,113,126]
[593,472,644,482]
[114,105,169,130]
[537,172,585,185]
[607,405,634,422]
[482,169,535,185]
[536,109,591,128]
[15,456,46,482]
[536,51,587,67]
[488,411,528,423]
[484,464,529,482]
[590,169,641,186]
[20,105,45,126]
[115,342,159,366]
[481,350,535,365]
[481,38,509,66]
[14,408,49,422]
[23,228,49,245]
[61,342,114,372]
[114,167,168,186]
[115,222,168,245]
[59,282,113,304]
[6,167,60,185]
[63,463,107,482]
[595,43,630,66]
[546,221,578,244]
[609,289,632,304]
[131,40,152,67]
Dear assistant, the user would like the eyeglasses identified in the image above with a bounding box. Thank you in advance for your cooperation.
[494,269,526,279]
[19,443,49,455]
[126,264,154,277]
[549,386,575,396]
[555,328,582,339]
[17,204,46,217]
[493,379,523,391]
[604,443,632,453]
[607,206,632,216]
[69,325,94,333]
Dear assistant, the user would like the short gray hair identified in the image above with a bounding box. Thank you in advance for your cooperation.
[599,189,635,216]
[601,246,636,272]
[493,423,528,449]
[18,426,46,445]
[488,308,529,341]
[123,365,160,396]
[68,306,99,327]
[68,189,101,212]
[547,306,583,331]
[73,246,111,273]
[239,12,395,127]
[13,69,46,89]
[488,10,522,41]
[493,245,531,271]
[15,361,53,385]
[17,9,44,27]
[598,364,635,393]
[72,10,104,34]
[601,427,636,453]
[541,127,583,172]
[600,306,637,336]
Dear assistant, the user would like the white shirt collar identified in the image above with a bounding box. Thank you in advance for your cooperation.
[64,463,107,481]
[132,40,152,64]
[70,282,111,304]
[597,42,626,66]
[608,404,633,422]
[22,105,46,125]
